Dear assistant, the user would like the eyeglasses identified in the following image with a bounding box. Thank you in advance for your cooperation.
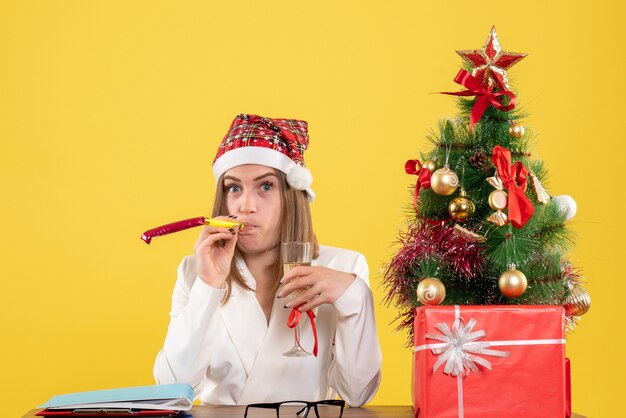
[244,400,345,418]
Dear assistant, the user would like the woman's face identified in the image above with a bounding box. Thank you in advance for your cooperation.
[223,164,283,255]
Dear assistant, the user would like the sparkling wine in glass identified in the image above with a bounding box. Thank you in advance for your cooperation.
[282,242,313,357]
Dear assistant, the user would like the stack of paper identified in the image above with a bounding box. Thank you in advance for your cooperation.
[37,383,194,417]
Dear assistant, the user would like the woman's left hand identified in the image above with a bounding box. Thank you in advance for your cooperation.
[277,266,356,312]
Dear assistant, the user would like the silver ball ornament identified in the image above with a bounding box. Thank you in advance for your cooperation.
[553,195,577,221]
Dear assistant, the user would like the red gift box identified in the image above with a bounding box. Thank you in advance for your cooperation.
[413,305,566,418]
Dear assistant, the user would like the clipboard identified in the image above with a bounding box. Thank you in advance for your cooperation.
[37,384,194,415]
[36,409,182,417]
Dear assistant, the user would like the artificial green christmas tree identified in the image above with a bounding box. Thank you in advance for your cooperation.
[383,26,590,346]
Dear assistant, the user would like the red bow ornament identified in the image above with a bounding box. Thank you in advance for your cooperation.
[405,159,433,213]
[491,145,535,228]
[442,69,517,132]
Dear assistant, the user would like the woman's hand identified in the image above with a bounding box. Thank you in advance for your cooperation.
[194,216,239,288]
[277,266,356,312]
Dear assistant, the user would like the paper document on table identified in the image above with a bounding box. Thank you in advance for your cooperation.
[38,383,194,411]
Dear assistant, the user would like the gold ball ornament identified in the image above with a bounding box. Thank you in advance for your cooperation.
[416,278,446,305]
[448,189,476,223]
[430,165,459,196]
[422,159,438,173]
[563,287,591,316]
[509,123,525,139]
[488,190,508,211]
[498,266,528,298]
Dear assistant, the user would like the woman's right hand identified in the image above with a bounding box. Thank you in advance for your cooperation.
[194,216,239,288]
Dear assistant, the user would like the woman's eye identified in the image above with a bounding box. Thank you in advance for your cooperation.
[225,184,241,193]
[260,182,273,192]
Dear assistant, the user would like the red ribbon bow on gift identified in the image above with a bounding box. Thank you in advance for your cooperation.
[287,308,318,357]
[405,159,432,213]
[492,145,534,228]
[442,69,517,132]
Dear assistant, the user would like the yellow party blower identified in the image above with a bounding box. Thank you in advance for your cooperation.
[141,217,244,244]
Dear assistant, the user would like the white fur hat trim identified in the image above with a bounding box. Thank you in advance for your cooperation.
[213,146,315,201]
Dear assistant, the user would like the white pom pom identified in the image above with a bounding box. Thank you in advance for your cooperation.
[553,195,577,221]
[286,165,313,190]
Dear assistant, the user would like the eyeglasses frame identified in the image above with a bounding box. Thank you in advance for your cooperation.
[244,399,345,418]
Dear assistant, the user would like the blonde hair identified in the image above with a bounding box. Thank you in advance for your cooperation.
[212,168,319,302]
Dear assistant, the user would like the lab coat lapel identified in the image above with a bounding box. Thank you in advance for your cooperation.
[237,293,294,405]
[219,257,268,377]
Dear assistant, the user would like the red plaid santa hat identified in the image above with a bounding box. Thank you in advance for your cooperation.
[212,114,315,201]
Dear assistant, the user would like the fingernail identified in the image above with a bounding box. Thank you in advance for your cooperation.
[279,279,284,284]
[284,303,291,308]
[276,293,282,299]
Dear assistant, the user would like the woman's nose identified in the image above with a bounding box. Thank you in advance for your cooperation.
[239,191,257,213]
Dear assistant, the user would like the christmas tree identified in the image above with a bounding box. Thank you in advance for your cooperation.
[383,26,590,346]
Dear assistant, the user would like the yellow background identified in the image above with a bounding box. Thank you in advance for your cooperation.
[1,1,623,417]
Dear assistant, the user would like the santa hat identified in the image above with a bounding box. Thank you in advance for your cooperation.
[212,114,315,201]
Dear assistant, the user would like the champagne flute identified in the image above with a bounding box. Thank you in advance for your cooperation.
[282,242,313,357]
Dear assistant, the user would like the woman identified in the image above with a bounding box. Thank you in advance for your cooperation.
[153,114,382,407]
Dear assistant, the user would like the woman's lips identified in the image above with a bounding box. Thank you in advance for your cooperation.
[237,224,257,235]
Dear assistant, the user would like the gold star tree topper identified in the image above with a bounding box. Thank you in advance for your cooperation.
[456,26,527,90]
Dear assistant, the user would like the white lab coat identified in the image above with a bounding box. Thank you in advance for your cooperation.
[153,245,382,407]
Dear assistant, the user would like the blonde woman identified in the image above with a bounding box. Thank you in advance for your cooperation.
[153,114,382,407]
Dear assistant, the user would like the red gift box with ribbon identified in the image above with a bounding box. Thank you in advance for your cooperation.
[413,305,566,418]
